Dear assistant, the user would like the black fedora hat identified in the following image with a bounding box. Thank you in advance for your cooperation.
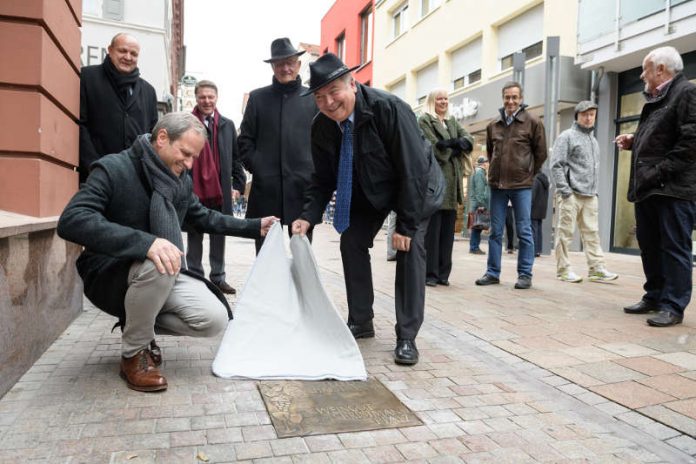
[264,37,305,63]
[301,53,360,96]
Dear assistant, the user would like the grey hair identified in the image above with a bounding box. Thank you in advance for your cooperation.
[646,46,684,74]
[424,88,449,118]
[150,112,206,142]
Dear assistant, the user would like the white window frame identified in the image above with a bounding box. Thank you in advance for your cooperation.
[392,2,409,38]
[360,6,373,65]
[420,0,442,17]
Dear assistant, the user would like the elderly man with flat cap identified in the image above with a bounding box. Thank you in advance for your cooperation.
[551,100,618,284]
[292,53,440,365]
[239,38,318,252]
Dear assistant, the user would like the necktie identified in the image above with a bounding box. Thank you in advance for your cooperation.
[506,114,514,126]
[206,116,214,145]
[333,120,353,234]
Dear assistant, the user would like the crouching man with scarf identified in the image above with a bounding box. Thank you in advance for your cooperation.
[58,113,277,392]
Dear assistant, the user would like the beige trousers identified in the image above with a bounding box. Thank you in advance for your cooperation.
[554,193,606,275]
[122,260,229,358]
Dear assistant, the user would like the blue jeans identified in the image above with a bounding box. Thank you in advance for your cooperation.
[470,228,482,251]
[487,188,534,278]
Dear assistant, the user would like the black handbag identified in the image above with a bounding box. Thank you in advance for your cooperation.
[472,209,490,230]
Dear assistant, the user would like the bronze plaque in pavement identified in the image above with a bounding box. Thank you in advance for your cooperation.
[258,379,422,438]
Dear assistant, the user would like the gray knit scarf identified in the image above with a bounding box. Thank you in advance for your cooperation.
[138,136,186,263]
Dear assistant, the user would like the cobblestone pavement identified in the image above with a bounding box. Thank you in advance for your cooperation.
[1,224,695,463]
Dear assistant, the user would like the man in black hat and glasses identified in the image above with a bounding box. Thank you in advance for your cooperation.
[239,38,318,252]
[292,53,436,365]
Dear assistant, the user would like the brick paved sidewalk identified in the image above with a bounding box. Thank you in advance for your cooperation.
[1,224,695,463]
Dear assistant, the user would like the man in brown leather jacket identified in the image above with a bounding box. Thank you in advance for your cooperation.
[476,81,547,289]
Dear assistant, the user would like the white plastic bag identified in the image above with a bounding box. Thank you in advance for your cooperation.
[212,223,367,380]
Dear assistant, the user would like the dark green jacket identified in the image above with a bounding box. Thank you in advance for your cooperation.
[57,135,261,322]
[468,166,490,210]
[418,113,473,210]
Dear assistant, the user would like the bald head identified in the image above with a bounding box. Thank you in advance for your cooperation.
[108,33,141,74]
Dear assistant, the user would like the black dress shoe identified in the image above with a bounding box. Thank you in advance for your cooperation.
[624,299,659,314]
[394,339,419,365]
[514,275,532,289]
[647,310,683,327]
[348,320,375,339]
[475,274,500,286]
[426,279,438,287]
[214,281,237,295]
[437,280,450,286]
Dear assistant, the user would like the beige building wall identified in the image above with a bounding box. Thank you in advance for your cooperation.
[373,0,578,111]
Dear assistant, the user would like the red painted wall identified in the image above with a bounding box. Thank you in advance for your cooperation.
[320,0,373,86]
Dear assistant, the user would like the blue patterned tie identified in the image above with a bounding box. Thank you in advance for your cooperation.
[333,120,353,234]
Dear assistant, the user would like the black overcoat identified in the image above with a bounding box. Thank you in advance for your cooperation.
[627,73,696,202]
[238,77,317,223]
[300,84,430,237]
[57,136,261,322]
[79,64,159,182]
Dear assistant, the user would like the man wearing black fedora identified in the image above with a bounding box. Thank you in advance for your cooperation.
[239,38,317,252]
[291,53,436,366]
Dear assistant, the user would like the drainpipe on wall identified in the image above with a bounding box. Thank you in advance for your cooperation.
[542,36,561,255]
[590,67,604,103]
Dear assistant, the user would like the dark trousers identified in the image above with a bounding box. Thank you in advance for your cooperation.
[425,209,457,282]
[531,219,543,255]
[340,194,428,341]
[187,206,226,283]
[256,226,313,254]
[505,205,515,250]
[635,195,696,316]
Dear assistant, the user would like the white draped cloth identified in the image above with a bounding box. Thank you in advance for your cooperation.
[212,223,367,381]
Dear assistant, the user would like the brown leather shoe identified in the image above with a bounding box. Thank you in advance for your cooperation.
[149,340,162,367]
[120,349,167,392]
[215,281,237,294]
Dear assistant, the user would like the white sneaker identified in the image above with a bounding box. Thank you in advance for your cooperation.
[589,268,619,282]
[558,271,583,283]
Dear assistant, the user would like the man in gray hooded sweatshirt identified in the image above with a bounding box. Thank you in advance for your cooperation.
[551,101,618,283]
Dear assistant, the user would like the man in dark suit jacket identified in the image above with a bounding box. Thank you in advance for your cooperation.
[239,38,317,252]
[292,54,435,366]
[186,80,246,294]
[58,112,276,393]
[79,32,158,183]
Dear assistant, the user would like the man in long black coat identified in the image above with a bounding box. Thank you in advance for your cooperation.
[58,113,276,393]
[239,38,317,252]
[186,80,246,294]
[292,54,437,366]
[79,32,158,183]
[617,46,696,327]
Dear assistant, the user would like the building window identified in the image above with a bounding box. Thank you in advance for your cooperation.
[451,38,482,90]
[497,4,543,70]
[388,78,406,101]
[360,5,373,65]
[416,62,438,106]
[420,0,441,17]
[102,0,124,20]
[392,2,408,38]
[335,32,345,62]
[500,41,543,71]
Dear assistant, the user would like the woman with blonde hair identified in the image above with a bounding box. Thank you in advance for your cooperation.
[418,88,474,286]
